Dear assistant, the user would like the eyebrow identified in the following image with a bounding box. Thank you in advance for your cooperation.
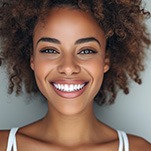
[36,37,61,46]
[75,37,101,46]
[36,37,101,46]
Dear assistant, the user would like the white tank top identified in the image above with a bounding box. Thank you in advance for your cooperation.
[6,128,129,151]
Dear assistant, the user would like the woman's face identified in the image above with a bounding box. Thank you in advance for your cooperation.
[31,7,109,115]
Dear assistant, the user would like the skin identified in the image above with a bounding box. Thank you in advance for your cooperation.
[0,7,151,151]
[31,7,109,116]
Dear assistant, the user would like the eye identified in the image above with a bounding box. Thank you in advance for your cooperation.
[40,48,59,54]
[78,49,97,54]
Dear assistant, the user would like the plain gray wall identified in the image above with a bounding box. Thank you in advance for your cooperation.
[0,0,151,142]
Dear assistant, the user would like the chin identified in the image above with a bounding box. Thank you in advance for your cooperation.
[50,100,92,116]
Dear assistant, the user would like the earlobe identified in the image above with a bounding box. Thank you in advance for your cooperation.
[30,56,34,70]
[104,58,110,73]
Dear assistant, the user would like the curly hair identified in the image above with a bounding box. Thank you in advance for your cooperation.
[0,0,150,105]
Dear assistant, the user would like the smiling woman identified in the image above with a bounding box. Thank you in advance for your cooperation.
[31,8,108,115]
[0,0,151,151]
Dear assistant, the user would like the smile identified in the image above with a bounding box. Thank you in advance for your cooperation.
[53,83,86,92]
[51,80,89,99]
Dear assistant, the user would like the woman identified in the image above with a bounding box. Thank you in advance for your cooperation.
[0,0,151,150]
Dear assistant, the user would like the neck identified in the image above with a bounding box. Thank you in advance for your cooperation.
[39,103,101,147]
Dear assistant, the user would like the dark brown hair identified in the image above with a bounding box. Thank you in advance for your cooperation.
[0,0,150,105]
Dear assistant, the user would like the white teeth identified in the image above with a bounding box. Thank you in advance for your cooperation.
[58,84,61,90]
[61,84,64,91]
[78,84,81,89]
[74,85,78,90]
[53,83,85,92]
[69,84,74,92]
[64,84,68,91]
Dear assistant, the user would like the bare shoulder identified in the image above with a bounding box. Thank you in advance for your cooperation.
[0,130,10,150]
[128,134,151,151]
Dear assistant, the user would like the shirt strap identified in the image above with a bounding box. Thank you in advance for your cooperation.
[117,130,129,151]
[117,130,123,151]
[121,131,129,151]
[6,128,19,151]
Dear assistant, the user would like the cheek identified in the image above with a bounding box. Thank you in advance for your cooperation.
[82,58,105,90]
[88,58,105,85]
[85,58,105,76]
[82,59,105,101]
[33,58,53,82]
[32,59,54,97]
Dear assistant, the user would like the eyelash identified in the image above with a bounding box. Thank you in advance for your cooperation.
[40,48,97,55]
[40,49,59,54]
[78,49,97,54]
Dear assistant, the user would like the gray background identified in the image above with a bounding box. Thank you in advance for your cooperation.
[0,0,151,142]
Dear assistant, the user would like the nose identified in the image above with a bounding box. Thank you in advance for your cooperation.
[57,55,81,76]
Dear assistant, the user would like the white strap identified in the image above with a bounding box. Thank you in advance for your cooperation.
[117,130,123,151]
[13,134,18,151]
[6,128,19,151]
[121,131,129,151]
[117,130,129,151]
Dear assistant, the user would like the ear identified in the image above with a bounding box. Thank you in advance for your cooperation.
[30,55,34,70]
[104,57,110,73]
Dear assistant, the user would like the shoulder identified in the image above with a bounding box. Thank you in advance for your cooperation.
[128,134,151,151]
[0,130,10,150]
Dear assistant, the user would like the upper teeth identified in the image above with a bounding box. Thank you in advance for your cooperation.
[53,84,85,92]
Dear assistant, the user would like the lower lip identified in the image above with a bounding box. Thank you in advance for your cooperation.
[52,84,88,99]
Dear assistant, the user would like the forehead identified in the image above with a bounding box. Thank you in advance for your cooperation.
[33,7,106,45]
